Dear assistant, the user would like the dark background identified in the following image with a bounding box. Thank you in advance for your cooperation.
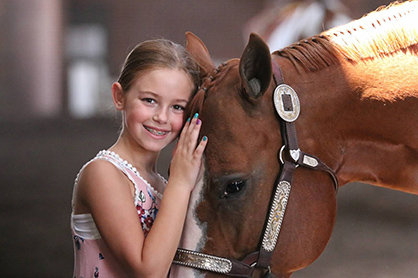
[1,0,417,277]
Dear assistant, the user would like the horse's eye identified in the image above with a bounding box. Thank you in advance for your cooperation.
[223,180,246,198]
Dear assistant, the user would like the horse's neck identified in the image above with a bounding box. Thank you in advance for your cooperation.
[282,52,418,194]
[344,50,418,103]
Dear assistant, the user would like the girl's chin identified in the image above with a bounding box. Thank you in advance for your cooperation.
[144,138,175,152]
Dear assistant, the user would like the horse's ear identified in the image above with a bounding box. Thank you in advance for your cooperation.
[186,31,216,77]
[239,33,272,100]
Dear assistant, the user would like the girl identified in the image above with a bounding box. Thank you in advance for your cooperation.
[70,39,207,277]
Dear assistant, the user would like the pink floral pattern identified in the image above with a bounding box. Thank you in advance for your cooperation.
[136,189,159,237]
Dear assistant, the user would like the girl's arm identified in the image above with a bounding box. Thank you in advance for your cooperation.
[75,116,207,278]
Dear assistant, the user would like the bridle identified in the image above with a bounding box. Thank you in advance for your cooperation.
[172,57,339,277]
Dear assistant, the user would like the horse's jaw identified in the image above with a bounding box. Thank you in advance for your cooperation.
[170,173,207,278]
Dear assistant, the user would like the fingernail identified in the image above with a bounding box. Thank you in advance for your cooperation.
[194,113,199,119]
[196,119,201,125]
[187,117,191,122]
[203,136,207,141]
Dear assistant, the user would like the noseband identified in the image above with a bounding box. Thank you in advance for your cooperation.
[173,58,338,277]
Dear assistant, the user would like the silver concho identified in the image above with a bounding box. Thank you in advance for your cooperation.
[273,84,300,122]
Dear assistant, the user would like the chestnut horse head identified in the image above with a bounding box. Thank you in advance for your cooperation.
[171,1,418,277]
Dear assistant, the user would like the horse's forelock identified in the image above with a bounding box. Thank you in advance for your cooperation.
[185,62,231,119]
[276,0,418,72]
[186,88,206,120]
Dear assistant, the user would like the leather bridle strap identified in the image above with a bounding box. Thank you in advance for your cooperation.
[271,59,338,192]
[173,248,255,277]
[172,57,339,277]
[255,59,339,272]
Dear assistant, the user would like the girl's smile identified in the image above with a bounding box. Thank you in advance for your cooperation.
[144,125,170,137]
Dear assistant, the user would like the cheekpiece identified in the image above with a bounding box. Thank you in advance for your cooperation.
[273,84,300,122]
[262,180,292,252]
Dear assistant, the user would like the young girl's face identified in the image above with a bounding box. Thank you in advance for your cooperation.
[118,68,195,153]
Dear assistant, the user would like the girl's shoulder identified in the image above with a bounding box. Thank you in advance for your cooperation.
[72,154,133,215]
[75,150,163,203]
[96,150,165,200]
[76,150,130,186]
[81,158,124,179]
[77,158,130,193]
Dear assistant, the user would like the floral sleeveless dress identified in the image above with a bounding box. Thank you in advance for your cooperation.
[71,150,165,278]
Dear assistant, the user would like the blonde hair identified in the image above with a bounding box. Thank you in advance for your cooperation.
[118,39,200,92]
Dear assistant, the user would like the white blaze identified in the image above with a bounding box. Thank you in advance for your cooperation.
[170,171,207,278]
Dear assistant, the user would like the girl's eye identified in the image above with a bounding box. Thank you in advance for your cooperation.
[142,98,156,104]
[172,105,185,111]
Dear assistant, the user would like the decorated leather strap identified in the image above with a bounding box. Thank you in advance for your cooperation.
[271,59,338,191]
[254,60,294,270]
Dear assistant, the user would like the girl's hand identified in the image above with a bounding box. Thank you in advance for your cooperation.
[169,113,207,192]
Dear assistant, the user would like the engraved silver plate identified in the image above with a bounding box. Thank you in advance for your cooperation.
[262,181,292,252]
[303,155,318,167]
[273,84,300,122]
[173,249,233,274]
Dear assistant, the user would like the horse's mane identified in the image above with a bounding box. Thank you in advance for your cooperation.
[274,0,418,71]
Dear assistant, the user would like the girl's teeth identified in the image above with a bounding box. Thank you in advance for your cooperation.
[146,127,167,136]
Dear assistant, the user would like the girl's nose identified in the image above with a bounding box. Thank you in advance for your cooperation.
[152,108,168,124]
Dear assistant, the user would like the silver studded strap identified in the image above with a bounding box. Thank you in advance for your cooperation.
[261,180,292,252]
[174,249,233,274]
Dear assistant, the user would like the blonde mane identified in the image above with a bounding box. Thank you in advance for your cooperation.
[275,1,418,71]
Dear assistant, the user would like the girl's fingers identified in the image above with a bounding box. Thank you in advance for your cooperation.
[189,115,202,142]
[171,115,207,185]
[179,113,201,149]
[194,136,208,157]
[177,115,195,146]
[186,113,200,136]
[177,118,190,145]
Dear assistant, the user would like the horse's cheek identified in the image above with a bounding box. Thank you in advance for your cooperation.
[272,171,337,274]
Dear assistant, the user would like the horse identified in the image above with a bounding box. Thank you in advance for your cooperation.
[170,1,418,277]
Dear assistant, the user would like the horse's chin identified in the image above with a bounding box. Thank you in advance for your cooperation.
[170,173,207,278]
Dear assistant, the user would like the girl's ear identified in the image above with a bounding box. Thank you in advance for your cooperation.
[112,82,125,110]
